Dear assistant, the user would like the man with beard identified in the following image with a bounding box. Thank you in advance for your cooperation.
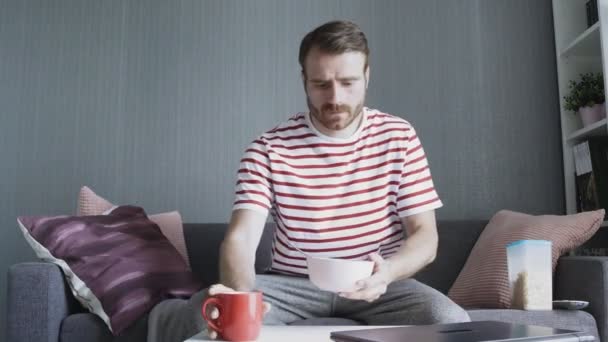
[147,20,470,342]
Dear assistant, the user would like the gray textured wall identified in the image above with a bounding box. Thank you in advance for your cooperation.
[0,0,560,339]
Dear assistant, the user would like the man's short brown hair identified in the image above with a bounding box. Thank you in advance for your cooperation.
[299,20,370,75]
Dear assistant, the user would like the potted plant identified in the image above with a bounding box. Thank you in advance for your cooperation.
[564,72,606,127]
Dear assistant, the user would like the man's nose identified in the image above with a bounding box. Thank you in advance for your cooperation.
[327,83,344,104]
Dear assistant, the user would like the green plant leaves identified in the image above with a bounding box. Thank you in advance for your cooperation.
[563,72,605,112]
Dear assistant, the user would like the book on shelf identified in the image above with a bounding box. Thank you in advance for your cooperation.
[571,137,608,256]
[587,0,599,27]
[573,137,608,213]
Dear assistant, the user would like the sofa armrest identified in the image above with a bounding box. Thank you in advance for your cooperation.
[7,262,81,342]
[555,256,608,342]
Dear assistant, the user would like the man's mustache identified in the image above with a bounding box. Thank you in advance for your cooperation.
[321,104,351,114]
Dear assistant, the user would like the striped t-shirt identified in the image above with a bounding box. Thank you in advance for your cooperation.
[233,107,443,276]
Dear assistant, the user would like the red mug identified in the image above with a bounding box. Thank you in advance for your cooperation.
[202,291,264,341]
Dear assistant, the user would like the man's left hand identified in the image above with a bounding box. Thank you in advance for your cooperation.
[338,253,393,302]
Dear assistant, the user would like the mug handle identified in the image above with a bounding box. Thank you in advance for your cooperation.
[202,297,223,334]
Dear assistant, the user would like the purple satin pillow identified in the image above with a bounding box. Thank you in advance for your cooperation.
[17,205,202,335]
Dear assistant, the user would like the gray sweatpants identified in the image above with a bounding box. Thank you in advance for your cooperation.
[147,274,470,342]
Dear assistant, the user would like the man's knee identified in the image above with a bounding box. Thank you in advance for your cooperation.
[424,297,470,324]
[147,290,207,342]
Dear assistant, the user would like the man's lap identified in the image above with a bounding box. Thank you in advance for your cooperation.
[146,274,470,342]
[255,274,469,325]
[254,273,334,324]
[334,277,471,325]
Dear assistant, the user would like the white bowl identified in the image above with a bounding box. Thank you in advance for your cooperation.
[306,256,374,293]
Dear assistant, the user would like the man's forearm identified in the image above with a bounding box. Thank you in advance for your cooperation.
[219,237,256,291]
[385,226,437,283]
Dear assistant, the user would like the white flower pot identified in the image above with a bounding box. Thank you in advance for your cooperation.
[578,102,606,127]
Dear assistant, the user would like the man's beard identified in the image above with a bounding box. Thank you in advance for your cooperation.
[307,97,365,131]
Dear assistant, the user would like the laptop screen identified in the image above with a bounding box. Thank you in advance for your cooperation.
[330,321,592,342]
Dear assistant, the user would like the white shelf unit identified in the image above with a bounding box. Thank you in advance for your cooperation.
[553,0,608,220]
[567,117,608,141]
[560,21,601,58]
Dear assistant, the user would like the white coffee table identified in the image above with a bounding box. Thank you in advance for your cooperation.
[184,325,399,342]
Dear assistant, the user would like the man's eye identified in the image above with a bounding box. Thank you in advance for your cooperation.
[342,82,352,87]
[316,83,330,89]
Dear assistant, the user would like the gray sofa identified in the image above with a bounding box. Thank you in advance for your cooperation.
[6,220,607,341]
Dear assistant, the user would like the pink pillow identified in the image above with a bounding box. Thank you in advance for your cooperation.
[448,209,604,309]
[77,186,190,268]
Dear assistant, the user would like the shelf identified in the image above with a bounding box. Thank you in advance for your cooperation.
[567,118,607,141]
[560,22,601,58]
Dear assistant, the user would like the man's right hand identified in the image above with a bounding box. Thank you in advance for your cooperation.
[204,284,272,340]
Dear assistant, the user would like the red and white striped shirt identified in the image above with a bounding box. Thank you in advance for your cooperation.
[233,107,443,276]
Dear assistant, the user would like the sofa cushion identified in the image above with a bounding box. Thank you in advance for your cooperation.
[60,313,148,342]
[467,309,598,341]
[60,313,112,342]
[18,206,202,335]
[414,220,487,293]
[448,210,605,309]
[183,219,488,293]
[77,186,190,268]
[183,222,275,287]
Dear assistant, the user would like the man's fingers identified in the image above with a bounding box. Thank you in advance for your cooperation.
[348,288,379,301]
[208,284,235,296]
[369,253,385,272]
[366,295,381,303]
[208,328,217,340]
[210,307,219,320]
[356,274,386,290]
[340,282,386,301]
[339,258,389,302]
[355,279,370,289]
[368,252,384,263]
[263,302,272,315]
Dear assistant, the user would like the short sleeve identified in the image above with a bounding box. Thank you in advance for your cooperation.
[232,138,274,215]
[397,125,443,217]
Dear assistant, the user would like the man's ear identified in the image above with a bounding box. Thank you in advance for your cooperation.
[301,70,307,89]
[364,66,370,89]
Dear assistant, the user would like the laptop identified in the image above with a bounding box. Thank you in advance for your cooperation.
[330,321,595,342]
